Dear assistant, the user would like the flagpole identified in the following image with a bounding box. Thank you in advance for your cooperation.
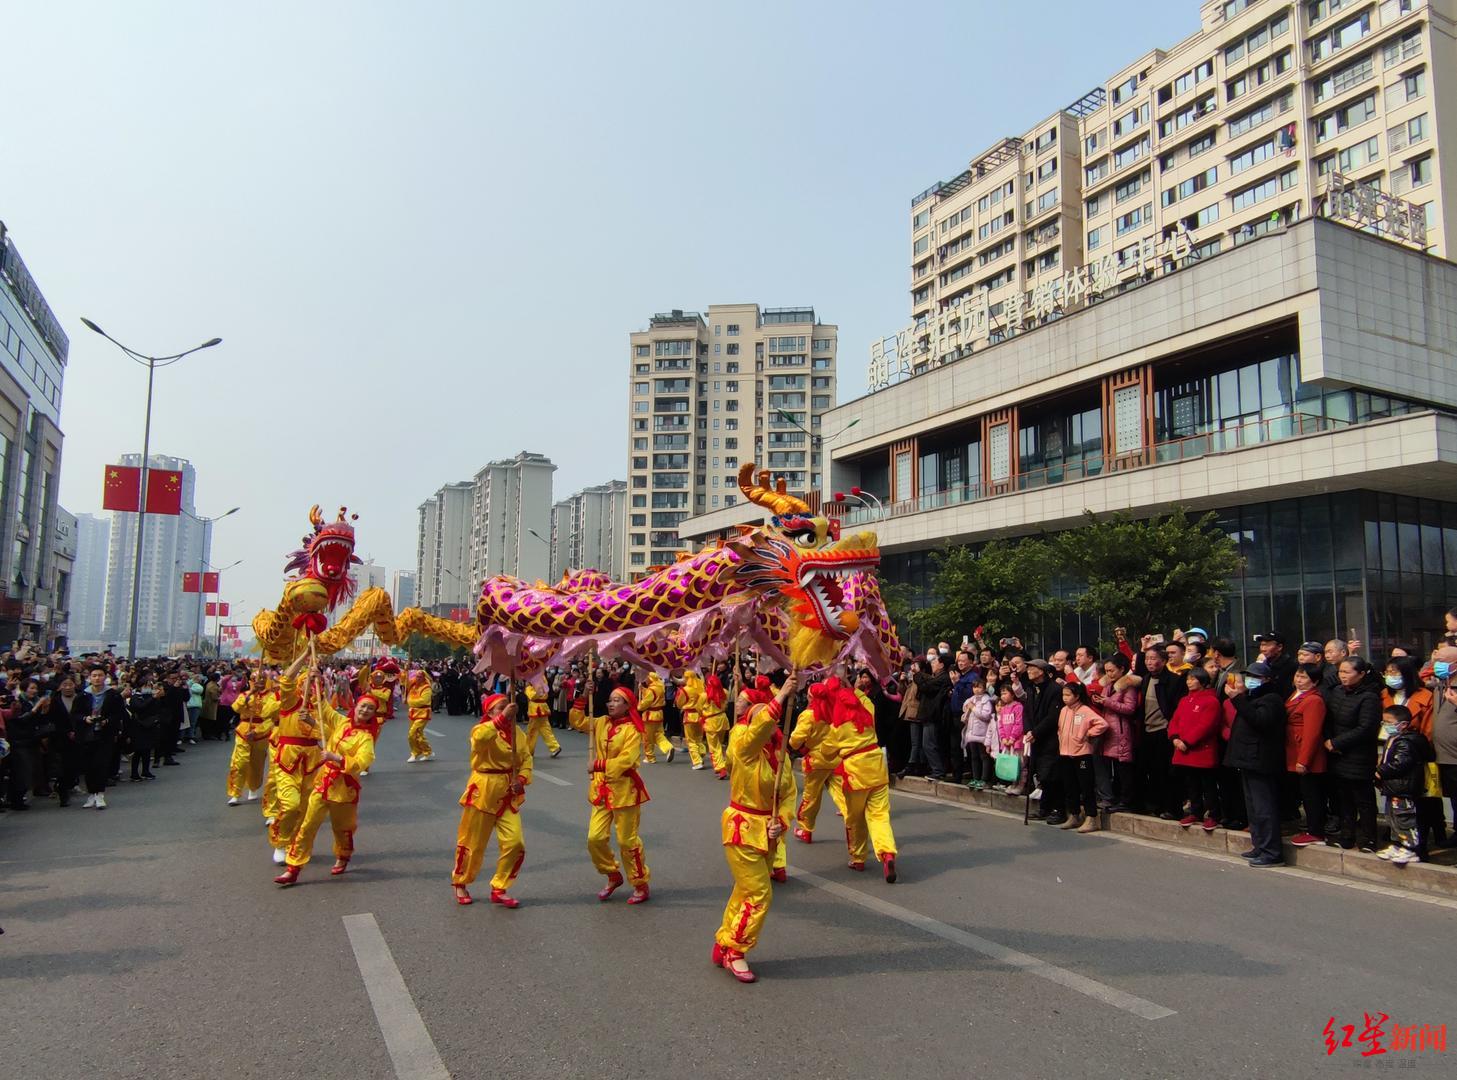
[126,357,156,661]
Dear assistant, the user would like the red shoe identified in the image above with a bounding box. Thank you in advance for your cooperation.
[1201,815,1217,833]
[792,826,812,844]
[490,888,520,909]
[1178,814,1198,828]
[1289,832,1325,848]
[454,886,473,905]
[718,947,757,983]
[597,871,625,901]
[330,859,349,876]
[627,885,650,905]
[883,855,898,884]
[848,860,866,872]
[716,770,728,780]
[273,866,300,887]
[711,943,725,967]
[770,867,787,883]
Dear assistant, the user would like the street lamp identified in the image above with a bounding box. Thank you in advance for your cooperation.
[774,410,860,446]
[81,318,221,658]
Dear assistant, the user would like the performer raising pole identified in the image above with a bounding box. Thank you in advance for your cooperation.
[572,675,652,905]
[451,692,531,907]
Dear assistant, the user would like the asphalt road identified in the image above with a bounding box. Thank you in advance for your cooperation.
[4,715,1454,1080]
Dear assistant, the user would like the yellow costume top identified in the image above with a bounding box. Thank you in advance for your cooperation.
[312,698,378,804]
[721,700,788,854]
[272,674,321,776]
[406,675,432,721]
[638,675,665,723]
[701,673,729,733]
[573,711,649,810]
[822,687,889,793]
[789,705,837,773]
[525,683,550,720]
[460,715,533,816]
[677,673,703,726]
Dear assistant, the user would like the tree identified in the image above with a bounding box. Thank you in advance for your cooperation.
[403,632,471,662]
[876,575,916,652]
[1053,508,1242,637]
[912,538,1063,647]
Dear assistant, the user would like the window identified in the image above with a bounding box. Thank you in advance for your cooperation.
[1312,54,1374,103]
[726,324,739,335]
[1162,166,1217,206]
[1158,92,1216,138]
[1229,166,1297,211]
[1382,30,1422,68]
[725,343,739,355]
[1034,127,1057,153]
[1085,157,1110,185]
[1112,104,1148,138]
[1193,202,1221,228]
[1116,204,1150,236]
[1112,74,1140,105]
[1408,154,1432,189]
[1086,191,1105,216]
[1114,170,1148,203]
[631,495,646,508]
[1310,11,1371,62]
[1228,136,1276,174]
[913,208,930,230]
[1313,92,1376,142]
[913,235,929,255]
[1036,189,1057,213]
[1085,131,1103,155]
[634,344,649,356]
[1036,158,1057,182]
[1113,136,1150,171]
[1387,112,1426,152]
[1228,91,1291,138]
[1337,135,1379,173]
[1390,67,1426,107]
[1088,225,1104,250]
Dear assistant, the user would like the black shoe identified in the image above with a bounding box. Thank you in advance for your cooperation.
[130,776,143,783]
[143,772,156,780]
[1249,857,1285,868]
[1238,849,1257,859]
[1107,804,1132,814]
[1044,814,1068,826]
[1358,843,1377,854]
[163,759,180,766]
[1157,812,1177,821]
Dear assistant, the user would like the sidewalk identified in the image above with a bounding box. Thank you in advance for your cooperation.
[892,775,1457,901]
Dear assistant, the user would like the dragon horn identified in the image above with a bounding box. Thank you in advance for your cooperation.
[308,505,324,529]
[738,462,810,516]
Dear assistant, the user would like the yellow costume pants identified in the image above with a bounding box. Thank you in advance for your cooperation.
[682,722,707,768]
[269,767,319,849]
[642,722,674,762]
[844,785,897,863]
[705,729,728,774]
[227,741,268,798]
[262,761,279,820]
[452,805,526,889]
[796,768,847,834]
[407,720,433,757]
[525,717,560,756]
[716,844,773,953]
[285,793,357,867]
[587,804,649,886]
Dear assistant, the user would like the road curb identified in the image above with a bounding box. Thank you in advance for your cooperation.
[891,775,1457,900]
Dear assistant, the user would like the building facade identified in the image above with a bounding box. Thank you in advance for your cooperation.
[627,304,838,574]
[550,479,627,582]
[467,451,556,587]
[801,218,1457,655]
[882,0,1453,390]
[416,481,473,613]
[0,221,69,646]
[391,569,417,613]
[68,511,109,649]
[101,454,210,655]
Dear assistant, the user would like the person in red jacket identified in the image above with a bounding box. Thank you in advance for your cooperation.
[1285,664,1328,847]
[1169,667,1221,831]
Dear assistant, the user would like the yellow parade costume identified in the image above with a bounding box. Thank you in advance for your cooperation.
[406,670,434,760]
[713,677,794,980]
[523,683,560,758]
[788,687,847,841]
[278,695,378,881]
[452,694,531,905]
[571,688,651,900]
[226,690,275,802]
[677,673,708,770]
[823,683,898,880]
[701,672,730,777]
[638,673,674,763]
[268,665,324,855]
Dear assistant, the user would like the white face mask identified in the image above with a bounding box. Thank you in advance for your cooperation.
[925,653,937,663]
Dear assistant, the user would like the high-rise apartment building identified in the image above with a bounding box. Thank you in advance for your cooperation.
[101,454,209,655]
[467,451,556,587]
[416,481,473,614]
[0,221,69,646]
[627,304,837,573]
[893,0,1453,383]
[68,512,109,649]
[391,569,417,613]
[550,479,627,582]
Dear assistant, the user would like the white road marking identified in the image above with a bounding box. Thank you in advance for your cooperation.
[790,868,1176,1021]
[890,787,1457,912]
[425,728,445,738]
[343,913,451,1080]
[533,770,572,787]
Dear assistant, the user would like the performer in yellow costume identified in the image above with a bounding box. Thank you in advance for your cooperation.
[451,693,532,907]
[268,653,323,864]
[638,672,675,764]
[712,672,798,983]
[676,672,708,770]
[523,681,561,759]
[701,671,730,779]
[405,667,434,762]
[226,674,275,805]
[274,692,379,885]
[572,685,651,904]
[824,675,898,883]
[789,677,848,843]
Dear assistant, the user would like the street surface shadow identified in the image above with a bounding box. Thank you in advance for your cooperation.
[0,944,180,980]
[2,891,182,921]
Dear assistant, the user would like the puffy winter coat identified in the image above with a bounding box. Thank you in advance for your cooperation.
[1168,688,1221,768]
[1324,676,1382,781]
[1284,690,1327,773]
[1376,728,1434,798]
[1057,704,1106,757]
[1223,686,1287,774]
[1097,684,1138,762]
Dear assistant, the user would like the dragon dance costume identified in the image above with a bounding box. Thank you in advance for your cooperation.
[701,672,730,779]
[452,694,531,907]
[677,673,709,770]
[572,687,651,903]
[523,682,560,758]
[824,682,898,882]
[226,677,276,804]
[638,672,674,764]
[275,693,379,884]
[268,666,323,862]
[405,668,433,761]
[789,681,848,842]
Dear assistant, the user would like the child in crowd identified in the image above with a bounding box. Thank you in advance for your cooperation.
[987,683,1025,793]
[1374,704,1434,866]
[960,674,994,790]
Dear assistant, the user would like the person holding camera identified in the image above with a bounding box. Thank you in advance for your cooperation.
[77,666,129,809]
[4,680,51,811]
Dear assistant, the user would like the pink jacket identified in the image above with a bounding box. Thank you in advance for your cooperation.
[987,701,1024,756]
[1057,704,1107,757]
[1097,685,1138,761]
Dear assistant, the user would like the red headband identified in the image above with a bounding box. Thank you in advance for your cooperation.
[809,676,842,725]
[609,686,644,732]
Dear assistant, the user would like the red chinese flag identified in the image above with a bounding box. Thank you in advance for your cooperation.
[205,602,217,616]
[182,572,200,593]
[144,469,183,515]
[102,466,141,512]
[218,602,230,616]
[202,572,220,593]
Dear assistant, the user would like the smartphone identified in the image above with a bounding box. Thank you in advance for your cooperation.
[961,634,970,648]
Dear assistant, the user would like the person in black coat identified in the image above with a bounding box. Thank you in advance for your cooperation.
[1224,661,1288,866]
[3,680,50,810]
[1322,656,1382,851]
[1023,660,1067,823]
[77,666,130,808]
[913,656,951,780]
[125,680,162,781]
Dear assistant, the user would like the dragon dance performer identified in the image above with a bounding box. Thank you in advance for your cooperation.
[571,685,651,904]
[638,671,674,764]
[712,672,798,983]
[268,653,322,864]
[405,667,434,762]
[226,670,276,806]
[452,694,532,907]
[523,681,561,759]
[676,671,709,771]
[274,687,379,886]
[824,674,898,883]
[789,677,848,843]
[701,670,730,779]
[358,658,401,727]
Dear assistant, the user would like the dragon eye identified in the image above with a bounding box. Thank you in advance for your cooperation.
[791,528,817,546]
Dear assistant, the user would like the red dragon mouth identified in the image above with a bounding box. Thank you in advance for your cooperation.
[793,548,879,638]
[313,534,353,581]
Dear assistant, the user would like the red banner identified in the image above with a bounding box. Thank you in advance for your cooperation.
[182,572,200,593]
[102,465,141,512]
[206,601,231,617]
[449,606,470,621]
[203,572,219,594]
[144,469,183,515]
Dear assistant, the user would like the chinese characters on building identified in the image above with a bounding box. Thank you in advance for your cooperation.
[1324,173,1429,250]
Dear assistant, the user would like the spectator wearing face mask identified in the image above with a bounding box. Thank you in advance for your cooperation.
[1425,646,1457,840]
[1322,656,1382,853]
[1284,664,1328,848]
[1223,661,1287,867]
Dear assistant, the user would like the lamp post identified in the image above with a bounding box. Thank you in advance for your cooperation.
[182,508,241,651]
[81,319,221,658]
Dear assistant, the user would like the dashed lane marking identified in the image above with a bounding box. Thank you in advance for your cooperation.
[343,913,452,1080]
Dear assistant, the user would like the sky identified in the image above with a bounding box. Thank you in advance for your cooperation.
[4,0,1196,630]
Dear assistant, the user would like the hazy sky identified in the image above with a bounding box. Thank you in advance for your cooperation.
[6,0,1195,628]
